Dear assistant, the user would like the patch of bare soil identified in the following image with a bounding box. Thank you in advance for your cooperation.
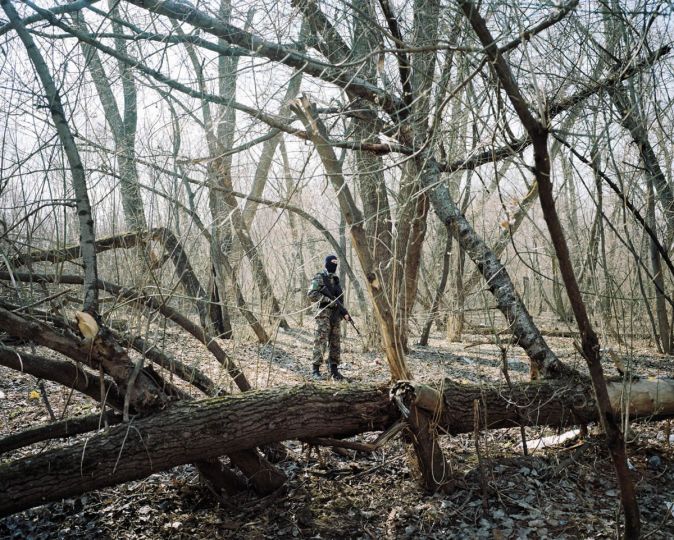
[2,325,674,539]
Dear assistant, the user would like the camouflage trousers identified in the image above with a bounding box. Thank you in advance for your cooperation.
[312,309,341,367]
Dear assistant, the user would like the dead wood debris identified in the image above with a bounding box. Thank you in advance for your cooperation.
[2,329,674,539]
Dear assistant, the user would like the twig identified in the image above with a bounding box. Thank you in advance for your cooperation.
[11,288,73,312]
[123,356,145,423]
[473,399,489,515]
[37,380,56,422]
[500,347,528,456]
[304,420,405,453]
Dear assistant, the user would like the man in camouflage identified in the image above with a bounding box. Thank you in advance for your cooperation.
[307,255,351,380]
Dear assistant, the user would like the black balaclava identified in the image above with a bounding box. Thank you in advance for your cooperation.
[325,255,338,274]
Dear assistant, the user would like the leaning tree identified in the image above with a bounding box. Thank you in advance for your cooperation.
[1,1,673,537]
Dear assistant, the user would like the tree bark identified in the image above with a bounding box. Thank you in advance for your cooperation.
[420,159,572,380]
[2,0,98,312]
[456,1,640,535]
[71,6,147,232]
[418,225,452,346]
[0,411,123,456]
[0,307,183,413]
[3,377,674,516]
[0,271,252,392]
[0,347,124,411]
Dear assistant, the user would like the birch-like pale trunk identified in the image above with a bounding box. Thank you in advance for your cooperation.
[3,0,98,312]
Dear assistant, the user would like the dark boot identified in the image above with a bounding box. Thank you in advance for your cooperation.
[312,365,322,380]
[329,364,345,381]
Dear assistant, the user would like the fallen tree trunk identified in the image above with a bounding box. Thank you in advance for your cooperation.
[0,347,124,410]
[0,272,251,391]
[3,378,674,516]
[0,277,284,494]
[0,411,123,455]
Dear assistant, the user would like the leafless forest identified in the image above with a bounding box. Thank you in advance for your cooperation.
[1,0,674,538]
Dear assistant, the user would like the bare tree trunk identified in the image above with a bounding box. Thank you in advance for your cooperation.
[241,68,304,229]
[551,255,572,323]
[418,225,452,346]
[280,140,309,326]
[456,2,640,535]
[420,159,572,380]
[612,87,674,238]
[446,244,466,342]
[446,174,471,342]
[291,98,410,380]
[2,0,98,312]
[72,5,147,232]
[647,178,671,353]
[390,0,440,351]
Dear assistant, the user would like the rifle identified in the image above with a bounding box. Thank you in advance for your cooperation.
[319,284,361,336]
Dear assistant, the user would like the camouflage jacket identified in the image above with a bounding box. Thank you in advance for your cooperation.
[308,269,346,314]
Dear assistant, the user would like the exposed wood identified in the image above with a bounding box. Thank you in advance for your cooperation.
[456,0,640,534]
[0,271,251,392]
[0,307,184,412]
[418,226,452,346]
[0,285,283,494]
[4,377,674,516]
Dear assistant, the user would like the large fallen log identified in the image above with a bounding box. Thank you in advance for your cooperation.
[3,377,674,516]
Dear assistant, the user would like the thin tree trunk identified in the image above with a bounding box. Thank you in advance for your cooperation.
[291,98,410,380]
[420,159,572,380]
[418,226,452,346]
[71,5,147,232]
[647,179,671,353]
[2,0,98,312]
[456,2,640,535]
[280,140,309,326]
[612,87,674,238]
[446,174,471,342]
[241,68,304,229]
[446,243,466,342]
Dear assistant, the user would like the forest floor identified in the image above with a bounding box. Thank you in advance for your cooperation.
[2,320,674,539]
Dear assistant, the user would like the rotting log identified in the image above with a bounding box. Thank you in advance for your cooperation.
[3,378,674,516]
